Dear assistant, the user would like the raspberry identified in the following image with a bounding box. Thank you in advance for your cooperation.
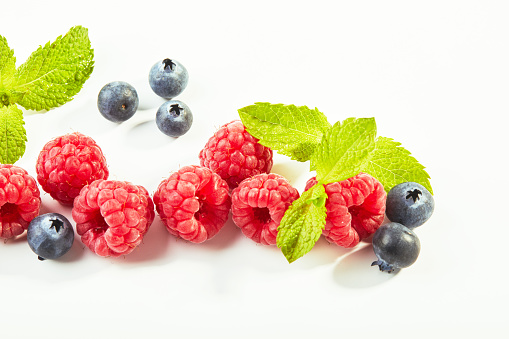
[305,173,386,248]
[231,173,299,245]
[199,120,273,189]
[153,165,231,243]
[0,164,41,239]
[36,132,109,205]
[71,179,155,257]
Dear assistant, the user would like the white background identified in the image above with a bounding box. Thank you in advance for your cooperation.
[1,1,508,338]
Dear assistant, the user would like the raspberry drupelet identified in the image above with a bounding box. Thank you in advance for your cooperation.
[36,132,109,205]
[305,173,386,248]
[0,164,41,239]
[231,173,299,245]
[199,120,273,190]
[153,165,231,243]
[72,179,155,257]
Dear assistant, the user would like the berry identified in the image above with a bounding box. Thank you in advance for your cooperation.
[0,164,41,239]
[305,173,386,248]
[27,213,74,260]
[36,132,109,205]
[153,165,231,243]
[199,120,273,190]
[97,81,139,122]
[371,222,421,273]
[156,100,193,137]
[385,182,434,229]
[149,58,189,99]
[231,173,299,245]
[71,180,155,257]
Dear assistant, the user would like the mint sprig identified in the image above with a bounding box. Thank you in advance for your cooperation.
[312,117,376,184]
[277,183,327,263]
[238,102,331,162]
[238,102,433,263]
[0,105,26,164]
[0,26,94,164]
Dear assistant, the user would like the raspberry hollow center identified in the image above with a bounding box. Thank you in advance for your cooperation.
[0,203,18,219]
[91,211,109,235]
[348,204,377,239]
[253,207,271,224]
[194,200,208,221]
[349,205,362,218]
[349,205,364,236]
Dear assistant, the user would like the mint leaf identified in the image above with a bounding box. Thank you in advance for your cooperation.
[12,26,94,111]
[277,183,327,263]
[312,117,376,185]
[0,35,18,107]
[362,136,433,194]
[236,103,434,264]
[238,102,331,162]
[0,105,26,164]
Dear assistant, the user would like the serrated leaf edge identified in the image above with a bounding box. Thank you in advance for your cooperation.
[362,136,433,195]
[238,102,331,162]
[0,104,26,164]
[12,25,94,111]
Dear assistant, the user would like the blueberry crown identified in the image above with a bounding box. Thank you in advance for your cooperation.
[169,104,183,115]
[49,218,64,233]
[406,189,422,203]
[163,58,176,71]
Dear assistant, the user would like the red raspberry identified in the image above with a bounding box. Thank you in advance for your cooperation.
[71,179,155,257]
[0,164,41,239]
[305,173,386,248]
[199,120,273,189]
[231,173,299,245]
[153,165,231,243]
[36,132,109,205]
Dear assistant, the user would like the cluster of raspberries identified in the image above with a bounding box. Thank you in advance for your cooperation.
[0,120,387,258]
[1,132,154,258]
[155,120,386,248]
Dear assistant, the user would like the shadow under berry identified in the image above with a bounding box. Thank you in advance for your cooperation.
[117,217,175,264]
[332,244,398,288]
[197,218,244,251]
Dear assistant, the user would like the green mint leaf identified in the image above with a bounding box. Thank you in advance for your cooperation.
[312,117,377,185]
[0,104,26,164]
[12,25,94,111]
[238,102,331,162]
[277,183,327,263]
[0,35,17,107]
[361,136,433,194]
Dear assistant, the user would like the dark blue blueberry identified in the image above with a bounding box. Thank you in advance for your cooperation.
[156,100,193,137]
[148,59,188,99]
[371,222,420,273]
[27,213,74,260]
[385,182,434,229]
[97,81,139,122]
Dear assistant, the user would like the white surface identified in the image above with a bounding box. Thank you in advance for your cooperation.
[1,1,508,338]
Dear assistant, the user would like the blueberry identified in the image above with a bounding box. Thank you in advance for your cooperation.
[385,182,434,229]
[149,58,188,99]
[27,213,74,260]
[156,100,193,137]
[371,222,420,273]
[97,81,139,122]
